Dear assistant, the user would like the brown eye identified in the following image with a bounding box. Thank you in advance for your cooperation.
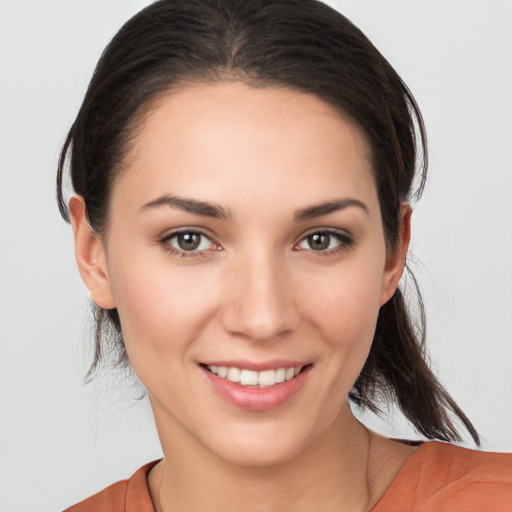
[307,233,331,251]
[163,231,216,254]
[177,232,202,251]
[296,230,353,253]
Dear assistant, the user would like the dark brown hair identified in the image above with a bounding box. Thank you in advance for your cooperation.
[57,0,479,444]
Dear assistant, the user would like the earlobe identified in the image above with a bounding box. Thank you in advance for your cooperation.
[69,195,116,309]
[379,202,412,306]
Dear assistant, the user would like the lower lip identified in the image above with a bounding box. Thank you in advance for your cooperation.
[201,366,312,412]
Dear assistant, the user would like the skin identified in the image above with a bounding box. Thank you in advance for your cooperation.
[70,82,415,511]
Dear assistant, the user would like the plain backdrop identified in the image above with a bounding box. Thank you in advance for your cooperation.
[0,1,511,510]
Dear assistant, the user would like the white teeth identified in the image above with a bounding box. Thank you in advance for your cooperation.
[206,365,304,387]
[258,369,276,386]
[240,369,259,386]
[227,367,241,383]
[275,368,286,383]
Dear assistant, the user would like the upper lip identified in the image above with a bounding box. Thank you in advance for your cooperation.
[199,360,311,372]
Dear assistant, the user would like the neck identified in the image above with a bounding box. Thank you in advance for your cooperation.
[150,406,374,512]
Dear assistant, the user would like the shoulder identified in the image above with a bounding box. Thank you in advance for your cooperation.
[414,441,512,479]
[373,442,512,512]
[64,461,159,512]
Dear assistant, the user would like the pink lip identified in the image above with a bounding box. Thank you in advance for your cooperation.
[200,364,312,412]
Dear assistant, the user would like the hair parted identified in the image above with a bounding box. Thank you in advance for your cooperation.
[57,0,479,445]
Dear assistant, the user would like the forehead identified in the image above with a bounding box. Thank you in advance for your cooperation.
[115,82,377,214]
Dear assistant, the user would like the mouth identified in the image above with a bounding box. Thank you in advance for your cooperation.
[199,361,313,411]
[200,363,311,388]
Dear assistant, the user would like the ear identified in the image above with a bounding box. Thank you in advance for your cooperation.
[379,202,412,306]
[69,195,116,309]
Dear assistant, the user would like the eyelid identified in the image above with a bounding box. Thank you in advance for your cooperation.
[156,226,353,257]
[159,226,215,241]
[158,227,221,257]
[297,226,352,241]
[294,227,354,253]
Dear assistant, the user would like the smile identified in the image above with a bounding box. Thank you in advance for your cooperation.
[205,365,304,388]
[200,362,313,411]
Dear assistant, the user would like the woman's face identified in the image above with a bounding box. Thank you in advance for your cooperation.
[73,82,408,466]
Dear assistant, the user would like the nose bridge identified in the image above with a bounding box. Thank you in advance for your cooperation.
[222,246,298,341]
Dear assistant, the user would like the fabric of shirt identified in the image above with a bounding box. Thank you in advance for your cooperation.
[64,442,512,512]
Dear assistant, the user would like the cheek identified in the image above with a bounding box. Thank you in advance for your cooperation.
[297,251,385,397]
[301,256,384,343]
[317,284,380,372]
[106,246,222,365]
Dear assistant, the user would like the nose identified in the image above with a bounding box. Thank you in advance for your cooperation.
[221,252,300,342]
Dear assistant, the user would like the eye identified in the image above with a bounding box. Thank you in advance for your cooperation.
[160,230,218,256]
[296,230,353,253]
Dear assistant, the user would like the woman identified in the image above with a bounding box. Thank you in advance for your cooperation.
[56,0,511,510]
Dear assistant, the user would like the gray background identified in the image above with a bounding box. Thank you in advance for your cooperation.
[1,1,511,510]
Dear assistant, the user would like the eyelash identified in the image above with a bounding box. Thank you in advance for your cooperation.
[294,229,354,256]
[158,228,219,258]
[158,228,354,258]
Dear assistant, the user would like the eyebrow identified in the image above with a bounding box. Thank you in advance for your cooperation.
[140,195,368,222]
[140,195,229,220]
[293,198,369,221]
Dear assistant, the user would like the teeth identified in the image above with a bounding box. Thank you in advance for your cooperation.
[227,367,241,383]
[206,365,303,387]
[240,369,259,386]
[258,369,276,386]
[275,368,286,383]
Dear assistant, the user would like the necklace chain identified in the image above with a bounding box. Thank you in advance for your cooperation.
[157,458,166,512]
[156,427,373,512]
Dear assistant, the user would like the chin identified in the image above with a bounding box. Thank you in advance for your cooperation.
[214,438,306,468]
[201,415,333,469]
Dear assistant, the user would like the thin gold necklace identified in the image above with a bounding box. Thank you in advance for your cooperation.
[157,428,373,511]
[156,459,166,512]
[363,425,373,511]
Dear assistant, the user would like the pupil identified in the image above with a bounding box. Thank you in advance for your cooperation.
[178,233,201,251]
[309,233,329,250]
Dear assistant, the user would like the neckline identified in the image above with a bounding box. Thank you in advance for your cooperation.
[369,440,430,511]
[138,442,434,512]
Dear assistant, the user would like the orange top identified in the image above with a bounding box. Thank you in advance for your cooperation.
[65,442,512,512]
